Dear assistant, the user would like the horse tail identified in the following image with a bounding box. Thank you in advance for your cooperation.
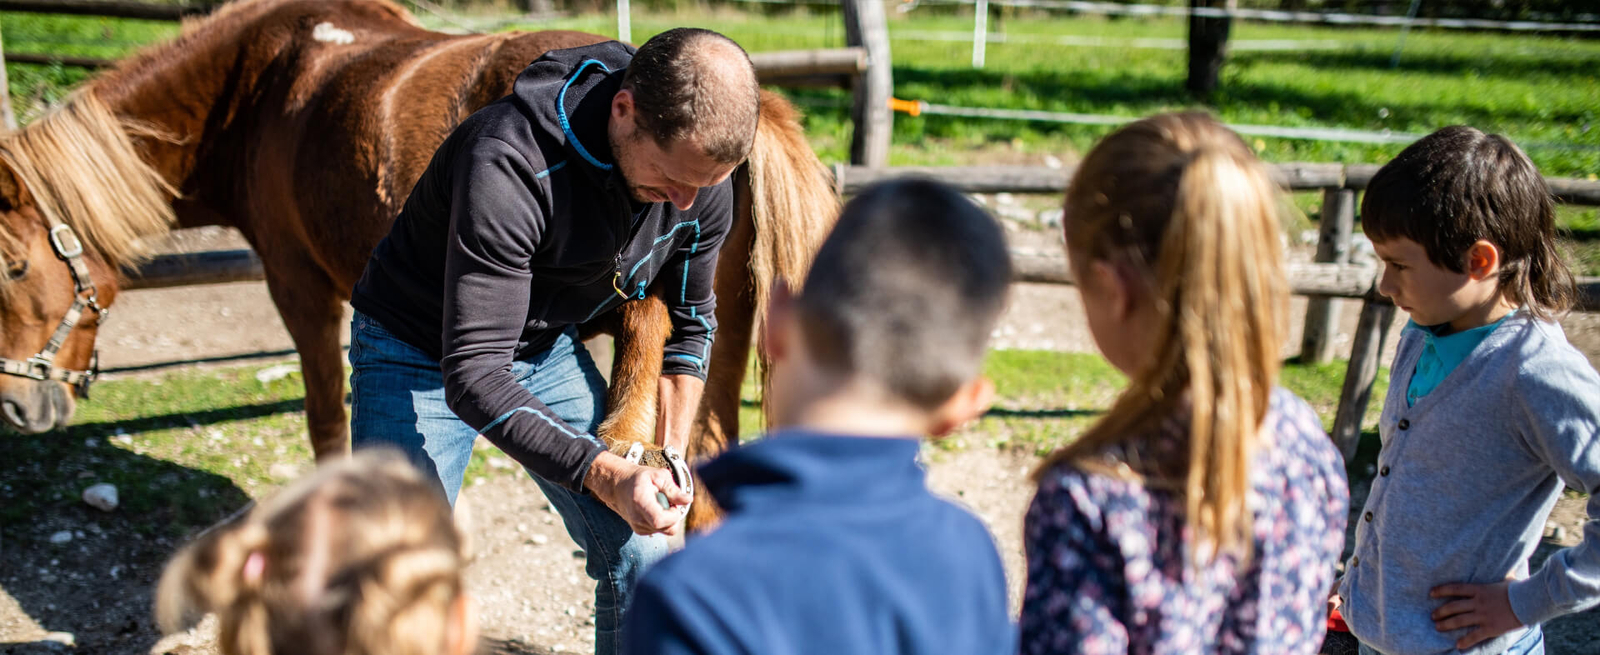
[744,90,839,427]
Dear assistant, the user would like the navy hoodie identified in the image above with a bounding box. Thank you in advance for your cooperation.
[623,432,1016,655]
[350,42,732,492]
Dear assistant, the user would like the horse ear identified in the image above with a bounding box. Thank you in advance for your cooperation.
[0,161,30,211]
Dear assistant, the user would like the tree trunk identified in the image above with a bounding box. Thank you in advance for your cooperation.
[1186,0,1232,101]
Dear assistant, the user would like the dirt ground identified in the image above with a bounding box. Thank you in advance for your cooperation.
[2,225,1597,654]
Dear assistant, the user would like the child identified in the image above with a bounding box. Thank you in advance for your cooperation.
[1020,112,1351,654]
[1336,126,1600,654]
[155,449,477,655]
[621,178,1016,654]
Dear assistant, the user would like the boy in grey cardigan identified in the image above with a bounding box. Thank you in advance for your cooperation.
[1334,126,1600,654]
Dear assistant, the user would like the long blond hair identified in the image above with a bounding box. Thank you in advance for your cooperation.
[156,450,468,655]
[0,90,176,283]
[1039,112,1288,564]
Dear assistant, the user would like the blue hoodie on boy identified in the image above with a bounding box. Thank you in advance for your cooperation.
[623,432,1016,655]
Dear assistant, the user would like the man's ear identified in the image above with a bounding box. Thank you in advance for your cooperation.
[763,278,795,361]
[927,376,996,437]
[0,162,31,212]
[611,88,636,124]
[1465,240,1502,281]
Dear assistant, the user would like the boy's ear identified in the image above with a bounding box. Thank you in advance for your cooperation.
[1465,240,1502,280]
[763,278,795,361]
[928,376,996,437]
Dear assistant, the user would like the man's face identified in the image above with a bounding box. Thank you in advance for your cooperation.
[608,89,738,210]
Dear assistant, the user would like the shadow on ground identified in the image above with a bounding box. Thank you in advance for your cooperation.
[1,417,253,654]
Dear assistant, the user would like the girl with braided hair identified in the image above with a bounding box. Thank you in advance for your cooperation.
[155,449,477,655]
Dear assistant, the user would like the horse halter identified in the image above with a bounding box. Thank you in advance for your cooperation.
[0,213,103,399]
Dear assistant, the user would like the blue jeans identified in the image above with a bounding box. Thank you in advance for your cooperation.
[348,310,665,655]
[1358,626,1544,655]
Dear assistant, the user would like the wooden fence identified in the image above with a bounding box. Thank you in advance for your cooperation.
[834,163,1600,460]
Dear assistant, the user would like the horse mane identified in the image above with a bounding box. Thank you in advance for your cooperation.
[0,91,177,281]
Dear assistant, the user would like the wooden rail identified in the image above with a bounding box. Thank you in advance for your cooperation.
[0,0,213,21]
[835,164,1600,205]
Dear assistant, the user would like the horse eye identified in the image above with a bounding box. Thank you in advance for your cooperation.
[4,259,26,279]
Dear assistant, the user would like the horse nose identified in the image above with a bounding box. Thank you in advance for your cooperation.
[0,385,64,433]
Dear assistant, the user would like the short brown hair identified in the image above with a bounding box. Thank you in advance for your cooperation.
[1361,126,1574,320]
[795,179,1010,410]
[623,28,760,164]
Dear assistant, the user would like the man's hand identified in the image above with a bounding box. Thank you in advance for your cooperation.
[656,374,705,453]
[584,451,693,536]
[1430,579,1523,650]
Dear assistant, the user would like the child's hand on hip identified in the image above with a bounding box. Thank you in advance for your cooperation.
[1430,578,1523,650]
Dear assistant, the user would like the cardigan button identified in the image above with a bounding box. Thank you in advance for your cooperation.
[1351,556,1360,567]
[1365,511,1373,523]
[1398,418,1411,430]
[1380,465,1390,476]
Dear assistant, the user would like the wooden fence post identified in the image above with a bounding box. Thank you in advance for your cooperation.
[1300,187,1356,363]
[842,0,891,168]
[1331,288,1396,461]
[0,25,16,130]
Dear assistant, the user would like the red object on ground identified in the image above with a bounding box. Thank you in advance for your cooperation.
[1328,607,1350,632]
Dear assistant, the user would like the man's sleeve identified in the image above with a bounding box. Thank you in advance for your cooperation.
[440,137,605,492]
[1507,352,1600,626]
[659,181,734,379]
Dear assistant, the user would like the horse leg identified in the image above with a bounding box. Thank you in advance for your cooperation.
[263,267,350,460]
[595,295,670,449]
[684,176,758,532]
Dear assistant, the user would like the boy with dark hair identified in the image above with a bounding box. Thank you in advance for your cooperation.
[1335,126,1600,654]
[622,178,1017,655]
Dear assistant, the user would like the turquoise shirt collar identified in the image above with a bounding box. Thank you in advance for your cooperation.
[1404,309,1517,407]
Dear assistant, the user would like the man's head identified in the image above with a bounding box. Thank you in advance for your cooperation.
[609,28,760,210]
[764,179,1012,435]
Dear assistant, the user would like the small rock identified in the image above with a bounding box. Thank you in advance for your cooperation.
[1553,526,1569,542]
[269,463,301,481]
[530,534,550,546]
[995,192,1016,206]
[255,364,297,384]
[489,457,513,470]
[1299,229,1319,246]
[113,434,134,446]
[1036,208,1063,227]
[49,531,73,545]
[43,632,74,647]
[1043,154,1064,169]
[82,483,119,512]
[564,606,576,616]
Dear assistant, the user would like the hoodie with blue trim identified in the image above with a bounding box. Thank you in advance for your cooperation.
[350,41,732,492]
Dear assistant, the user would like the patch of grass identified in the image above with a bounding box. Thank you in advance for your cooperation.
[9,9,1598,176]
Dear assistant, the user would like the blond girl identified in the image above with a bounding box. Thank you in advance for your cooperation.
[1020,112,1350,654]
[156,449,477,655]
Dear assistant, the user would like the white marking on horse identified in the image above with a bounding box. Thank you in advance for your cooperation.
[312,22,356,45]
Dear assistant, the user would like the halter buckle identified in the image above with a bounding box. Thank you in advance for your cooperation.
[22,356,52,381]
[48,224,84,259]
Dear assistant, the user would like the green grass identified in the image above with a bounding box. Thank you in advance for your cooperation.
[6,9,1598,173]
[963,349,1389,454]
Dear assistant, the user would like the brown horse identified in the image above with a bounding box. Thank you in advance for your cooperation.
[0,0,835,528]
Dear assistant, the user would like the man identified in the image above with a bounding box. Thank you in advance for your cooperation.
[346,28,760,654]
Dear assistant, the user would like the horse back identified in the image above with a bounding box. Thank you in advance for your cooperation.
[220,2,607,290]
